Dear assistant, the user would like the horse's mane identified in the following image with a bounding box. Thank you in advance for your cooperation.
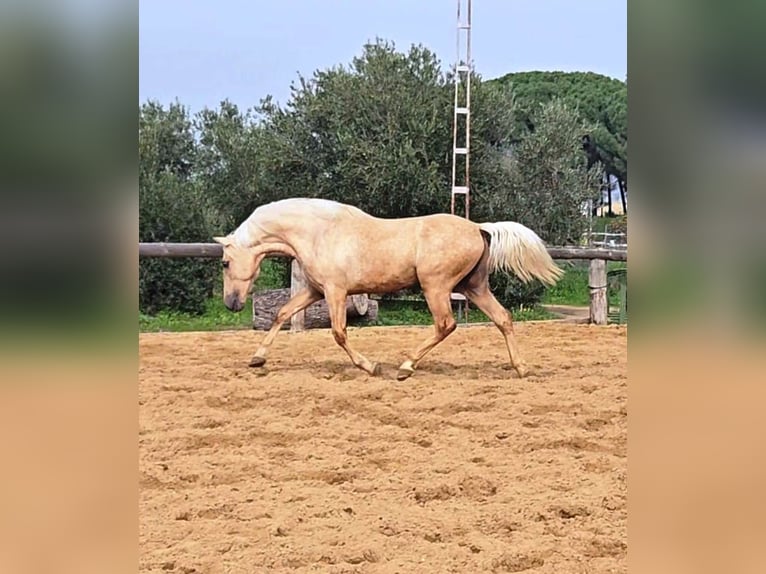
[257,197,363,219]
[232,198,366,246]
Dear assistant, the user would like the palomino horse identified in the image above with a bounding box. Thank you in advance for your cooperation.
[214,198,563,380]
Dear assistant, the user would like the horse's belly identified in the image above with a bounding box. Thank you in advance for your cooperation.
[347,265,418,294]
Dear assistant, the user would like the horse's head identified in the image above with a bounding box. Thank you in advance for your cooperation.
[213,235,265,312]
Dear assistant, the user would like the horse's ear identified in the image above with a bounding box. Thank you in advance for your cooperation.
[213,236,231,246]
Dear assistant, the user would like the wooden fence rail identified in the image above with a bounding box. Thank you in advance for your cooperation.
[139,242,224,258]
[138,243,627,326]
[139,243,627,261]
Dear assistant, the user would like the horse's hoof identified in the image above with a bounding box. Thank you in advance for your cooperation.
[249,356,266,368]
[371,363,383,376]
[515,365,529,378]
[396,367,414,381]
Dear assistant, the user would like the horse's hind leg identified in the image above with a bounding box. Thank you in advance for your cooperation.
[325,287,381,376]
[249,287,322,367]
[397,288,456,381]
[463,285,529,378]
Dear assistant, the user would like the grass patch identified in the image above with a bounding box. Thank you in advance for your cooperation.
[140,293,557,333]
[139,295,253,332]
[543,263,590,306]
[374,299,555,326]
[543,261,627,308]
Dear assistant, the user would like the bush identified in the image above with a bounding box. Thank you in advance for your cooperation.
[254,258,291,290]
[139,258,218,316]
[139,171,219,315]
[541,262,590,306]
[489,272,546,309]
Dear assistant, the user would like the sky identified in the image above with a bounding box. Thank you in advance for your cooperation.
[140,0,626,113]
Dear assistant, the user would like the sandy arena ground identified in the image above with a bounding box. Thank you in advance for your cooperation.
[140,322,627,573]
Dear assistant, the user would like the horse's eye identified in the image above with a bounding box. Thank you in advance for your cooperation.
[222,260,230,268]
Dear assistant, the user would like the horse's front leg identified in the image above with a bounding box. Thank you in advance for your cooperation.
[249,287,322,367]
[324,287,381,376]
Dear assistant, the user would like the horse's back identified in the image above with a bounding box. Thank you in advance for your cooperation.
[413,214,485,263]
[372,213,485,287]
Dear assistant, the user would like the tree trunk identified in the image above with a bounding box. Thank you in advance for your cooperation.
[252,289,378,331]
[618,177,627,214]
[606,172,614,216]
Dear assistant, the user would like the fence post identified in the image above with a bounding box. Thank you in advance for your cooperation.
[290,259,307,332]
[589,259,608,325]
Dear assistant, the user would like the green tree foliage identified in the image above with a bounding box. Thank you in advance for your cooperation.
[484,100,602,308]
[494,99,602,245]
[489,71,627,201]
[139,101,197,180]
[139,101,220,315]
[194,101,264,230]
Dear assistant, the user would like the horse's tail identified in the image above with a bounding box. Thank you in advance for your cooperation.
[478,222,564,286]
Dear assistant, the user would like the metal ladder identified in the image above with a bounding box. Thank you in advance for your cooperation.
[450,0,472,319]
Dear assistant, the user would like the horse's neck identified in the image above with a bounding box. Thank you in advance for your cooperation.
[234,199,374,255]
[234,208,324,253]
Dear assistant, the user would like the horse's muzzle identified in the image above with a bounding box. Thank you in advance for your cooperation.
[224,293,244,312]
